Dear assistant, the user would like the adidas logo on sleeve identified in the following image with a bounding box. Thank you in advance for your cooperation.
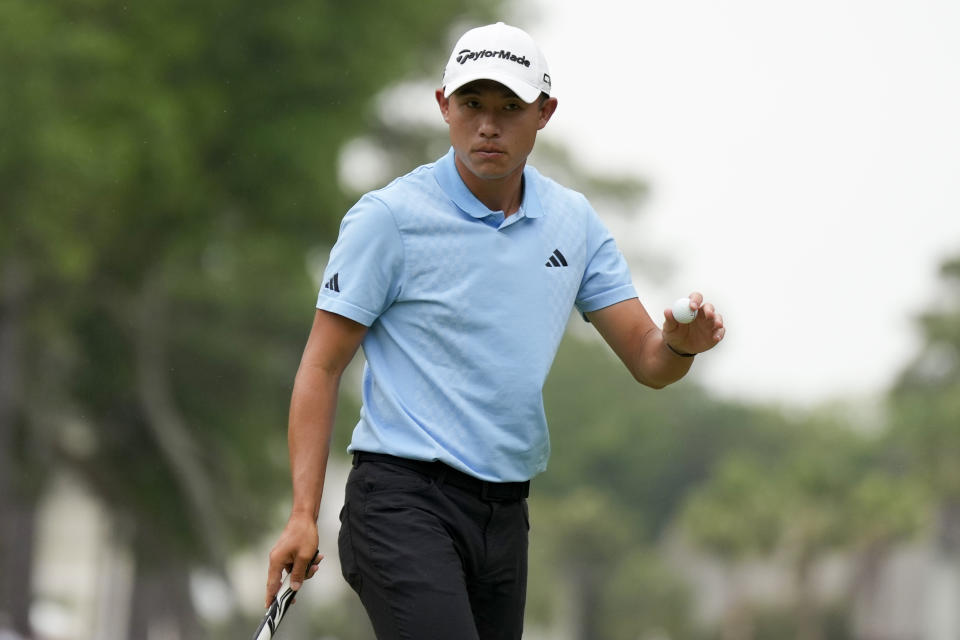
[324,273,340,292]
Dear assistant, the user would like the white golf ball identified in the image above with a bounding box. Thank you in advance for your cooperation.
[672,297,698,324]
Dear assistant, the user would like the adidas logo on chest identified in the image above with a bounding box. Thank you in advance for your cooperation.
[544,249,567,268]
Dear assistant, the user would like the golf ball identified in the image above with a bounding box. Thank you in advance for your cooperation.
[672,297,698,324]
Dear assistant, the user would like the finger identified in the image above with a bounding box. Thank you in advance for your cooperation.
[714,326,726,342]
[289,553,317,606]
[688,291,704,307]
[307,554,323,578]
[265,558,285,608]
[663,307,679,329]
[289,549,317,592]
[699,303,716,319]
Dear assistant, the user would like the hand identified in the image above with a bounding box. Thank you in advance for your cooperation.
[662,291,725,355]
[265,512,322,607]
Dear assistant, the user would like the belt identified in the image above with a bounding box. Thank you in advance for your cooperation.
[352,452,530,502]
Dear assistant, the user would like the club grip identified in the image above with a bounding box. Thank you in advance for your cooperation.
[252,550,320,640]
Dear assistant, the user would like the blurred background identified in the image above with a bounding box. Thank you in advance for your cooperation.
[2,0,959,639]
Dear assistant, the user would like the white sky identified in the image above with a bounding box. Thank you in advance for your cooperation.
[517,0,960,407]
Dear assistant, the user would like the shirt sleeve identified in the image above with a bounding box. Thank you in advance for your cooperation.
[574,200,637,316]
[316,194,404,326]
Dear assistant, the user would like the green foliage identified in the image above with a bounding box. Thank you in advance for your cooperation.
[682,412,930,562]
[890,253,960,500]
[889,387,960,498]
[600,549,695,640]
[0,0,502,575]
[681,453,783,559]
[540,334,789,542]
[895,256,960,392]
[679,408,931,640]
[846,468,930,549]
[670,252,960,639]
[528,333,791,637]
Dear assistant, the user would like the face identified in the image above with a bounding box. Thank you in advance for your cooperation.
[435,80,558,186]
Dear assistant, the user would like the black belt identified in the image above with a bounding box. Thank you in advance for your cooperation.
[352,452,529,502]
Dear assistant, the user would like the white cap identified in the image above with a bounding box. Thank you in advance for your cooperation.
[442,22,552,104]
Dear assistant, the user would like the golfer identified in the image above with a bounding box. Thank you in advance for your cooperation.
[265,21,725,640]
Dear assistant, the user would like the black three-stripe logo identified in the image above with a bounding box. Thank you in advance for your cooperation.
[324,273,340,292]
[545,249,568,268]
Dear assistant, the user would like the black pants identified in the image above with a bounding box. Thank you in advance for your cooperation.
[338,453,530,640]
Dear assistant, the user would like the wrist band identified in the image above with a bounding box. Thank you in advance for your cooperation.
[667,342,696,358]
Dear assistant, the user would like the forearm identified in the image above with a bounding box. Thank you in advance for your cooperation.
[588,295,724,389]
[287,363,341,520]
[633,326,695,389]
[266,310,366,604]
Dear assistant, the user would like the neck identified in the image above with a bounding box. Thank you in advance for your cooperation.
[454,156,525,216]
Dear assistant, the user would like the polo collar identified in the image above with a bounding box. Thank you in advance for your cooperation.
[434,147,544,220]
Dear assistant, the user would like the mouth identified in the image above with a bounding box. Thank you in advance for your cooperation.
[472,147,506,160]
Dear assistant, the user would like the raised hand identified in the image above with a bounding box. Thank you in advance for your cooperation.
[662,292,725,356]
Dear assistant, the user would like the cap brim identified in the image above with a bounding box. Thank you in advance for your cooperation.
[443,70,542,104]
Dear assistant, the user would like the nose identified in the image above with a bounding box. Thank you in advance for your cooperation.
[477,111,500,138]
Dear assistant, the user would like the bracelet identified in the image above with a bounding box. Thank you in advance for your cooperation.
[666,342,696,358]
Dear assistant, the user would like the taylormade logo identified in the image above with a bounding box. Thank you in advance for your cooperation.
[456,48,531,68]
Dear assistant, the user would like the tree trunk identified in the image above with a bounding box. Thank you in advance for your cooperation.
[0,501,37,637]
[721,565,754,640]
[0,255,36,638]
[127,541,203,640]
[937,499,960,555]
[574,564,602,640]
[926,500,960,640]
[848,541,887,640]
[134,271,227,572]
[794,548,823,640]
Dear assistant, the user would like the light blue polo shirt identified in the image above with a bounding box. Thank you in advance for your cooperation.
[317,148,637,481]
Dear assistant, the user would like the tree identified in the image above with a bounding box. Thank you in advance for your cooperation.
[888,254,960,639]
[892,256,960,527]
[681,413,928,640]
[0,2,501,637]
[528,334,789,639]
[681,452,784,640]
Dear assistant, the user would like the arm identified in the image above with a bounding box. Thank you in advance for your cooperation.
[586,292,724,389]
[265,309,367,605]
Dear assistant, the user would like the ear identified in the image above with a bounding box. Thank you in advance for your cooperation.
[435,89,451,124]
[537,97,559,131]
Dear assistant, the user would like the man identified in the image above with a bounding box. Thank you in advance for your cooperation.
[265,22,724,639]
